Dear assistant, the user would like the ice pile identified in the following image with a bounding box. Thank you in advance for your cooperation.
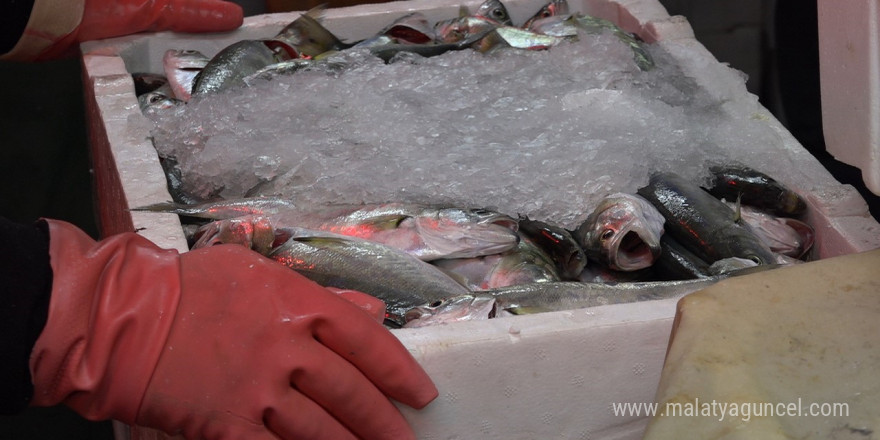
[148,29,810,230]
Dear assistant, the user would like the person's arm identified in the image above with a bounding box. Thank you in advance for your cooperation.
[0,217,51,414]
[1,0,243,62]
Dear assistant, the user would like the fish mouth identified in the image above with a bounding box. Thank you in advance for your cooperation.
[609,229,661,271]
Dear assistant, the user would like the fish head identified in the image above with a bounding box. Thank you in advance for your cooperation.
[434,16,495,43]
[274,7,345,58]
[403,295,496,328]
[523,0,571,30]
[721,236,777,266]
[475,0,513,25]
[379,12,436,44]
[413,209,520,259]
[577,194,664,271]
[138,91,183,112]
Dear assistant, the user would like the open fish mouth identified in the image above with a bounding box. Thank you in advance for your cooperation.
[609,228,659,271]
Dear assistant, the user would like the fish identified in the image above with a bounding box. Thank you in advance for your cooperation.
[377,12,436,44]
[190,40,289,97]
[522,0,570,31]
[403,294,497,327]
[404,277,724,327]
[131,196,297,219]
[574,193,665,272]
[163,49,210,101]
[242,57,350,86]
[368,26,497,62]
[269,227,471,327]
[137,90,183,113]
[431,235,561,290]
[474,0,514,25]
[652,234,712,280]
[517,216,586,279]
[434,15,497,44]
[636,172,777,266]
[272,6,350,58]
[476,26,567,52]
[404,264,781,327]
[529,13,655,71]
[482,237,561,287]
[706,165,808,217]
[725,201,815,258]
[138,198,520,261]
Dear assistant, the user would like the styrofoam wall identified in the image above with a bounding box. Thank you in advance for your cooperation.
[78,1,880,439]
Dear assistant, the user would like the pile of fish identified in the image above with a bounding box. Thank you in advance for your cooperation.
[136,165,814,328]
[134,0,654,110]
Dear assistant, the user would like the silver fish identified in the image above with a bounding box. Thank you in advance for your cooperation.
[144,198,521,261]
[272,6,349,58]
[725,202,815,259]
[163,49,209,101]
[433,235,560,290]
[434,15,497,44]
[190,40,287,97]
[268,203,520,261]
[404,277,724,327]
[378,12,436,44]
[131,196,297,219]
[575,193,665,272]
[637,172,777,266]
[476,26,567,52]
[269,227,471,327]
[529,13,655,71]
[517,216,587,280]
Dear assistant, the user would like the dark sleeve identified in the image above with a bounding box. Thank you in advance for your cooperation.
[1,0,36,54]
[0,216,52,414]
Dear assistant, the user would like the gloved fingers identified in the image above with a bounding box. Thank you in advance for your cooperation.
[265,391,359,440]
[306,295,438,409]
[78,0,243,42]
[325,287,386,323]
[285,345,418,440]
[164,0,245,33]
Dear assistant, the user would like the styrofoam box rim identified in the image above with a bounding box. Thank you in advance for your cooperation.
[80,1,880,439]
[817,0,880,196]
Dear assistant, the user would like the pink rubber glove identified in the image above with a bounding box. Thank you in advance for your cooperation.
[30,219,437,440]
[35,0,243,60]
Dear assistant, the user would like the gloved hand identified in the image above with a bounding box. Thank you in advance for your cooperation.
[30,219,438,440]
[36,0,243,60]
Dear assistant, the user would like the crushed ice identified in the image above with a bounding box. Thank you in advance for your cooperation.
[147,30,805,230]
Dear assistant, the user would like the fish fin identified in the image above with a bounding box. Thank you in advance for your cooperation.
[733,192,743,224]
[364,214,410,230]
[304,4,327,20]
[129,201,181,212]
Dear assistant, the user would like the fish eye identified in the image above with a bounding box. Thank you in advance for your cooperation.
[492,9,506,19]
[746,255,764,264]
[429,299,445,308]
[148,94,164,104]
[600,229,614,241]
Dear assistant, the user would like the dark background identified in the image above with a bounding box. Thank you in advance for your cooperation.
[0,0,877,439]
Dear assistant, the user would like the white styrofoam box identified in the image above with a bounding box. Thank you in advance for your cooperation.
[78,1,880,439]
[817,0,880,196]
